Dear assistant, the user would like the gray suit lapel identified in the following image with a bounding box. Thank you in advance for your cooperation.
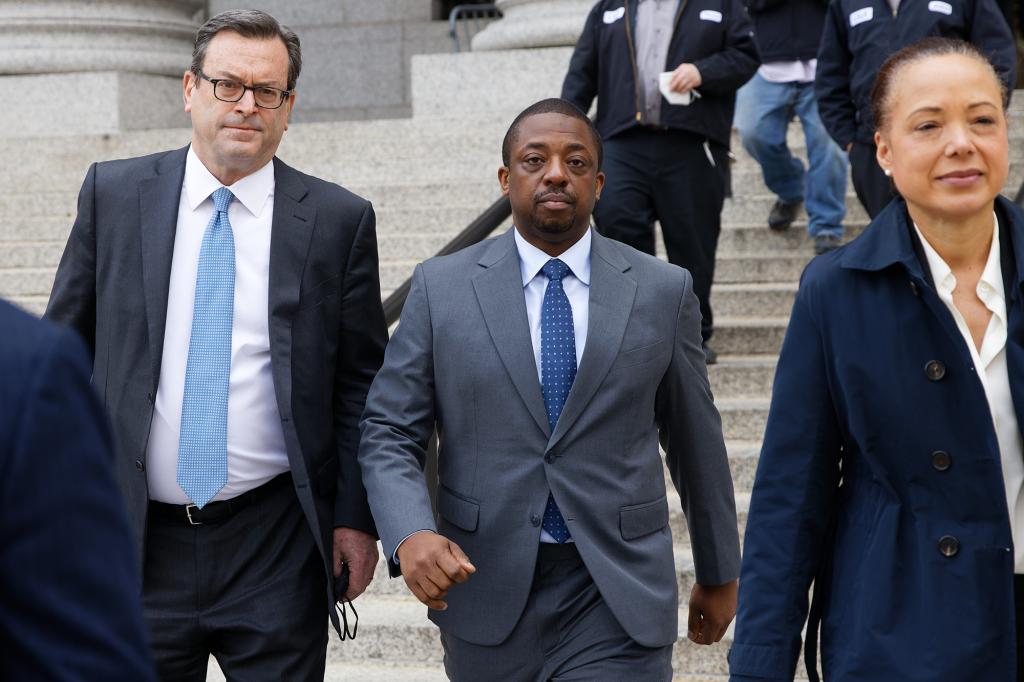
[547,232,635,452]
[139,146,189,393]
[472,230,551,439]
[267,158,315,421]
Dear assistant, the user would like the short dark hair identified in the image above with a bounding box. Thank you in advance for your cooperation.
[502,98,603,169]
[190,9,302,91]
[870,37,1008,133]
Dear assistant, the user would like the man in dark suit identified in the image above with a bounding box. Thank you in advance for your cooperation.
[0,299,156,680]
[45,9,387,680]
[359,99,740,680]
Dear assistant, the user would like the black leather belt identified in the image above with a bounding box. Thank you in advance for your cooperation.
[148,473,292,526]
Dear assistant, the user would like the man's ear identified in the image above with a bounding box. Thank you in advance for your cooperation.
[183,70,195,113]
[498,166,510,196]
[594,170,605,201]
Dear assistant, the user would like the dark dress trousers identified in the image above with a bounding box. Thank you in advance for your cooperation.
[0,299,156,680]
[44,146,388,662]
[730,196,1024,681]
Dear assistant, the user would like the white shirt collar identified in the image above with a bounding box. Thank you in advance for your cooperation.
[184,146,275,218]
[513,226,592,287]
[913,212,1003,303]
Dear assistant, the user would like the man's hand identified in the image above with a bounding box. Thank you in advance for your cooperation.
[669,63,702,94]
[687,579,738,645]
[333,527,379,601]
[396,531,476,611]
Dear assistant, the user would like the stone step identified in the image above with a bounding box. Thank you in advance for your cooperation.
[714,253,812,283]
[718,398,770,445]
[711,283,797,318]
[708,355,778,401]
[311,595,811,678]
[709,317,788,356]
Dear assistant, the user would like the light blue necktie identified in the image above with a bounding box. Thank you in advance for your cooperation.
[177,187,235,508]
[540,259,576,543]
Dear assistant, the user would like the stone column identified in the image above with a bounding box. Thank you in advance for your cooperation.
[471,0,591,51]
[0,0,204,135]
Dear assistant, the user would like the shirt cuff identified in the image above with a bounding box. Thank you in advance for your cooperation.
[392,529,436,564]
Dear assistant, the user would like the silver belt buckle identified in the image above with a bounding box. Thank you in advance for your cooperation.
[185,504,203,526]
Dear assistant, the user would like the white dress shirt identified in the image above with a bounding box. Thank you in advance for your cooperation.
[915,216,1024,572]
[146,147,289,504]
[514,227,590,381]
[514,226,591,542]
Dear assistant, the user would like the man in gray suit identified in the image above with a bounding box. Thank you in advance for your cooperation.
[359,98,740,680]
[46,10,386,680]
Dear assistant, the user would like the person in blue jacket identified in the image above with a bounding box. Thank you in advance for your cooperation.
[0,299,156,680]
[815,0,1015,219]
[731,38,1024,680]
[561,0,759,363]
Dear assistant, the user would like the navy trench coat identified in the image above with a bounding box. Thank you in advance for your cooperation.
[729,196,1024,681]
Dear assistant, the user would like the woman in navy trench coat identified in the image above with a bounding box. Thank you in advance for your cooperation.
[729,39,1024,680]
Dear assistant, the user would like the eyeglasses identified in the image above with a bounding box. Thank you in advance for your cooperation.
[196,70,291,109]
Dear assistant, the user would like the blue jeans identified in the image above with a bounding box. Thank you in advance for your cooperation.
[735,73,847,238]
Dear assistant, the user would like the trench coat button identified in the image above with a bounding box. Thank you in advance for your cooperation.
[135,459,145,472]
[924,360,946,381]
[931,450,952,471]
[938,535,960,557]
[530,514,541,527]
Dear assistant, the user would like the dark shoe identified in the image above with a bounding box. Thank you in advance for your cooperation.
[814,234,842,255]
[702,343,718,365]
[768,199,802,231]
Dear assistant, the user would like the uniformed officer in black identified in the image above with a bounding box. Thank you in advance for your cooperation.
[562,0,759,363]
[815,0,1016,218]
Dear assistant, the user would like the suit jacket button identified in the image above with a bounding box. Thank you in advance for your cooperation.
[931,450,952,471]
[146,392,155,404]
[135,459,145,472]
[544,453,554,464]
[938,535,960,557]
[924,360,946,381]
[530,514,541,527]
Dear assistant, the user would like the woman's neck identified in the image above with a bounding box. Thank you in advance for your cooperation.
[908,203,995,272]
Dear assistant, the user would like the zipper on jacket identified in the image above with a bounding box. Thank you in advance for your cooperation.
[623,1,643,122]
[626,0,692,123]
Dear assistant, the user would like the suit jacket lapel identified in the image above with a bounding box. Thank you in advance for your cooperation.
[267,158,316,421]
[472,230,551,439]
[139,146,189,393]
[548,232,636,452]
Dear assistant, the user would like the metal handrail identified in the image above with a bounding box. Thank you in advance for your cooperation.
[448,3,501,53]
[382,195,511,325]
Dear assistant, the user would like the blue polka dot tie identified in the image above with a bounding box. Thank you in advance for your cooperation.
[177,187,235,508]
[540,258,575,543]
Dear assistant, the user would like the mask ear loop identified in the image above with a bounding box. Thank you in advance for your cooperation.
[335,597,359,641]
[333,561,359,640]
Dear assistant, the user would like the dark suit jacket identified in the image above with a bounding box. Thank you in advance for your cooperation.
[0,299,156,680]
[44,146,388,632]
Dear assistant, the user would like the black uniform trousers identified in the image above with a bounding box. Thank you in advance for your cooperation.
[1016,574,1024,680]
[594,126,729,342]
[849,141,897,220]
[142,473,328,682]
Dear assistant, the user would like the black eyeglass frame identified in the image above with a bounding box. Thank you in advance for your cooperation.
[195,70,292,110]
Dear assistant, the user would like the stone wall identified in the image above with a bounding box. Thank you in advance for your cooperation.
[206,0,452,122]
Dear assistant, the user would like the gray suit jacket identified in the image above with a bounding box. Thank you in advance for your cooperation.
[45,146,388,635]
[358,228,740,648]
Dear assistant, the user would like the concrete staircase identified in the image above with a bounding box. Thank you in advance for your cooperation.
[1,49,1022,679]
